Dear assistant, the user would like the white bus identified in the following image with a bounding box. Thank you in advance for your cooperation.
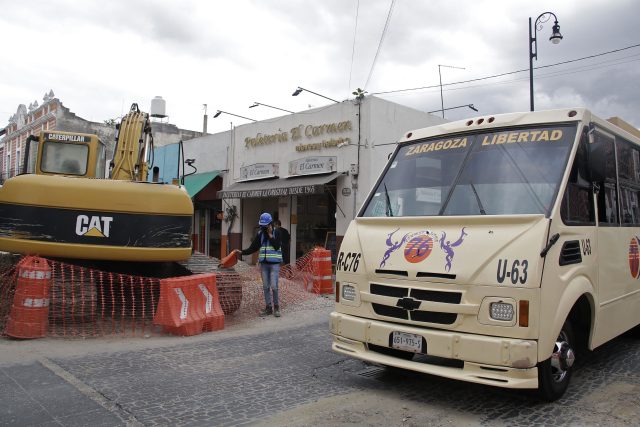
[331,108,640,400]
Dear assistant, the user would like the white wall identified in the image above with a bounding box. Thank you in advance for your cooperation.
[182,131,231,174]
[367,96,447,180]
[229,103,359,182]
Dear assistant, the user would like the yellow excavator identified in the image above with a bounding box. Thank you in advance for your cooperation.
[0,104,193,262]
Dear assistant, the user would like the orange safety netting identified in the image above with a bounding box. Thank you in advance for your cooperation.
[0,255,19,335]
[0,249,332,338]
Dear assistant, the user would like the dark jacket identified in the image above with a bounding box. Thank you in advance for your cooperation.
[240,229,282,263]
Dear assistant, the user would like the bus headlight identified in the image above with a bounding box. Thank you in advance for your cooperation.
[341,284,357,301]
[490,302,515,321]
[336,282,360,307]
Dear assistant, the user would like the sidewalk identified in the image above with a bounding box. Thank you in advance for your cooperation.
[0,296,335,366]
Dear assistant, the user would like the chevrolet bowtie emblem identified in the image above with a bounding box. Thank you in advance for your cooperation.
[396,297,421,311]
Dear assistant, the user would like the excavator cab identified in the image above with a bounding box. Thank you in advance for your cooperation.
[23,131,106,178]
[0,104,194,262]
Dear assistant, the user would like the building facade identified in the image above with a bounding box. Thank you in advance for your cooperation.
[0,91,117,182]
[218,96,446,264]
[0,92,203,183]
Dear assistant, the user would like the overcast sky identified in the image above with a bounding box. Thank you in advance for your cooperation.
[1,0,639,135]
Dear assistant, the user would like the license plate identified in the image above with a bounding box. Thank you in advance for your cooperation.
[391,331,423,353]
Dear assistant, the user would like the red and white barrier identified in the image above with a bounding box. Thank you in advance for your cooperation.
[153,273,224,336]
[5,256,51,339]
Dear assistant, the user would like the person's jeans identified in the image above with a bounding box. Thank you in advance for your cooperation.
[260,262,280,306]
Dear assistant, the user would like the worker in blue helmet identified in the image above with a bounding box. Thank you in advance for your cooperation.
[235,212,283,317]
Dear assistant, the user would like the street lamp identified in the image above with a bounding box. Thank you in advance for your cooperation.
[428,104,478,114]
[212,110,256,122]
[249,102,294,114]
[438,64,465,118]
[291,86,339,103]
[529,12,563,111]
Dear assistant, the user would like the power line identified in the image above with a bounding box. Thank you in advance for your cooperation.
[371,43,640,95]
[364,0,396,90]
[396,54,640,96]
[536,43,640,71]
[348,0,360,92]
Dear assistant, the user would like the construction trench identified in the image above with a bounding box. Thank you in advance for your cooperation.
[0,249,334,339]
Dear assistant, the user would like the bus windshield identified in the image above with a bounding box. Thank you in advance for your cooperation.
[361,124,577,217]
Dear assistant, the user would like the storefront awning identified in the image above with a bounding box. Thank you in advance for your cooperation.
[218,172,342,199]
[183,171,220,198]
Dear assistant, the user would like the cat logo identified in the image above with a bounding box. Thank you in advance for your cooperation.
[75,215,113,238]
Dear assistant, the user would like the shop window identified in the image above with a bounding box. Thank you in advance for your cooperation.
[296,189,337,258]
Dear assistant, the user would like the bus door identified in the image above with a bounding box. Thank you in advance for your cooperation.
[556,126,597,310]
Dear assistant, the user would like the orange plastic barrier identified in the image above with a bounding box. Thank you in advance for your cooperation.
[153,273,224,336]
[5,257,51,339]
[311,248,333,294]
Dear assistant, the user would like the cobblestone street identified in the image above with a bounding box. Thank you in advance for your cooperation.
[1,304,639,426]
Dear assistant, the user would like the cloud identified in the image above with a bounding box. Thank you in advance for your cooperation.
[1,0,639,131]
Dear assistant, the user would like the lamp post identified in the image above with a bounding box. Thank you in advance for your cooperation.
[291,86,339,103]
[529,12,563,111]
[438,65,465,118]
[249,102,294,114]
[212,110,256,122]
[428,104,478,115]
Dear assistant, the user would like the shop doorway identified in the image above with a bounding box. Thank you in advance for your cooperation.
[295,185,337,258]
[242,197,279,265]
[194,201,222,259]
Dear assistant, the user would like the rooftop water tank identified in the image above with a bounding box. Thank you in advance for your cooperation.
[150,96,167,118]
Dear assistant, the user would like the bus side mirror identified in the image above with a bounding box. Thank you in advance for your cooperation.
[587,127,595,145]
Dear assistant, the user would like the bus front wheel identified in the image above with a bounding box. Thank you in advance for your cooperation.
[537,320,576,401]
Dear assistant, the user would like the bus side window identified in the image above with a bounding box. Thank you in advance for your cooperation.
[590,130,618,225]
[616,138,640,226]
[561,130,595,225]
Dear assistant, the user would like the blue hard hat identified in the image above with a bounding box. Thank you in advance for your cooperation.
[258,212,273,226]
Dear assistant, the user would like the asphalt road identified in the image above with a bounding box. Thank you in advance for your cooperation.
[1,303,639,426]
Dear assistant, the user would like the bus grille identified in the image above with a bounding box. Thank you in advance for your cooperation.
[370,283,461,325]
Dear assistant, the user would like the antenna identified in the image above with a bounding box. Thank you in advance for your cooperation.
[438,64,465,118]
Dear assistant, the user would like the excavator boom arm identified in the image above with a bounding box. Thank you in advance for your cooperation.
[110,103,152,181]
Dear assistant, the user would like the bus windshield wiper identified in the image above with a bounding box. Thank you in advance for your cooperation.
[498,144,547,213]
[384,183,393,217]
[469,181,486,215]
